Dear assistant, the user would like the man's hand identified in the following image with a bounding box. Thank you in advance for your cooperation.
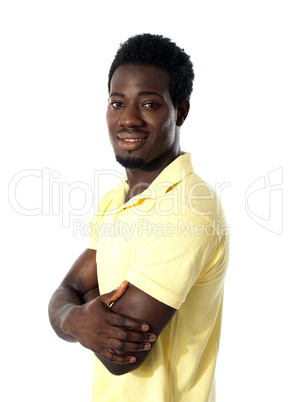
[48,250,156,368]
[62,281,156,364]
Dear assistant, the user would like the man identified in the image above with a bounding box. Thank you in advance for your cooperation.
[49,34,229,401]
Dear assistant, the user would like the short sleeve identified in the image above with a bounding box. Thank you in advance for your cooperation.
[126,209,220,309]
[87,213,101,250]
[87,191,113,251]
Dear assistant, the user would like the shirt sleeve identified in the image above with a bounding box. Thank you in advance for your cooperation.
[126,206,223,309]
[87,191,113,251]
[87,213,100,250]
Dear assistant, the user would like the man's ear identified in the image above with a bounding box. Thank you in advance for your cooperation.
[176,99,190,127]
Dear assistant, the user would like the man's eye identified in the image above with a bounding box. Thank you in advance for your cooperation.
[111,101,123,108]
[143,102,157,109]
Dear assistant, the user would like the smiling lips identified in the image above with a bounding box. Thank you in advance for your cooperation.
[117,135,148,150]
[121,138,146,142]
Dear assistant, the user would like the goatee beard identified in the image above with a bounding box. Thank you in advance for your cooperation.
[116,155,147,169]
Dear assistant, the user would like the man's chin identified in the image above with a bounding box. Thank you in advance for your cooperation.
[116,155,147,169]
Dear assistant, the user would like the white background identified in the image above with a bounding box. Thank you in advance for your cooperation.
[1,1,289,401]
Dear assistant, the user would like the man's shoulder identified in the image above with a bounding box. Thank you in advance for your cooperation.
[95,188,115,215]
[157,170,224,216]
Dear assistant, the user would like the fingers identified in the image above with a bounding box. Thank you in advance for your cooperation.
[101,281,129,308]
[78,284,156,364]
[109,339,152,353]
[96,349,137,364]
[109,311,149,332]
[111,281,128,302]
[109,325,156,344]
[91,328,156,364]
[93,292,150,333]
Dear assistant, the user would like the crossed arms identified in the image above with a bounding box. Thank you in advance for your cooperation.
[48,248,176,375]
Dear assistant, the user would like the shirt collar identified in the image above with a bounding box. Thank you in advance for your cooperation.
[112,152,194,207]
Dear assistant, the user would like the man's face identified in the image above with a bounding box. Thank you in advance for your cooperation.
[107,64,180,169]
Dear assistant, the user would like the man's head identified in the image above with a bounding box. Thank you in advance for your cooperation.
[108,34,194,108]
[107,34,194,171]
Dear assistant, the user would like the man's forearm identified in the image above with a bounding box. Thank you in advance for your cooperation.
[48,285,82,342]
[49,280,155,370]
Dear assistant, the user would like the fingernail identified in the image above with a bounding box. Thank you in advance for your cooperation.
[149,334,156,342]
[144,343,151,350]
[130,357,136,363]
[141,324,149,331]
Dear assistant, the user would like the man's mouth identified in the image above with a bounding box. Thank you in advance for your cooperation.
[121,138,147,142]
[117,135,148,150]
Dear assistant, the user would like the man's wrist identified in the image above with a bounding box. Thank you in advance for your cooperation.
[61,304,79,341]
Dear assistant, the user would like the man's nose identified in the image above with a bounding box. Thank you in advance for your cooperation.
[118,104,145,127]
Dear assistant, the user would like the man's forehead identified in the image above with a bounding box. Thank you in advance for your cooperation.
[110,64,170,93]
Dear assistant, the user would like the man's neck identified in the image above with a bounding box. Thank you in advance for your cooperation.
[125,150,181,201]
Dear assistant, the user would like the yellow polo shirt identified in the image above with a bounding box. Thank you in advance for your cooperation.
[88,152,229,402]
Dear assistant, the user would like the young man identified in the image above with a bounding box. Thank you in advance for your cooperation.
[49,34,229,401]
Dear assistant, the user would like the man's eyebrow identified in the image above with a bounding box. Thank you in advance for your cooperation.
[138,91,163,99]
[109,91,163,99]
[109,92,125,97]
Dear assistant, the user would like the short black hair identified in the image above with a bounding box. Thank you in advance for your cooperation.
[108,34,194,108]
